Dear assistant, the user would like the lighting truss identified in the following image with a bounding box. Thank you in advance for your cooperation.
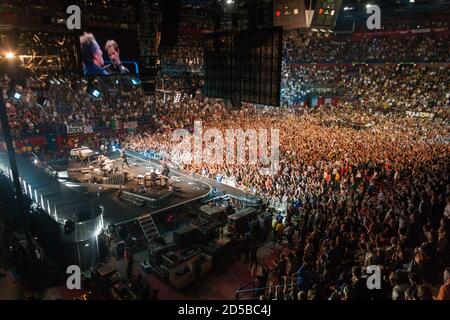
[17,54,63,72]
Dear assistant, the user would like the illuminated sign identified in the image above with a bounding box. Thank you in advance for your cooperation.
[274,0,307,29]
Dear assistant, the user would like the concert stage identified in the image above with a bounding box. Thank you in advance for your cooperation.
[0,151,265,272]
[125,150,263,208]
[0,152,212,226]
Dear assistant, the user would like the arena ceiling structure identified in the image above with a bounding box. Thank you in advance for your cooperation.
[187,0,450,31]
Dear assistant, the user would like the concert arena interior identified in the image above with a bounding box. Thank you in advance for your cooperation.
[0,0,449,302]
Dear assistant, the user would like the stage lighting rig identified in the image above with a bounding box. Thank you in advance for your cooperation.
[86,78,103,98]
[130,76,141,87]
[87,86,102,98]
[6,52,15,60]
[13,92,21,100]
[0,31,77,74]
[7,88,22,101]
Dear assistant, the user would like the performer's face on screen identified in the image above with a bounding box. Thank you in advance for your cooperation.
[107,46,121,65]
[93,42,104,67]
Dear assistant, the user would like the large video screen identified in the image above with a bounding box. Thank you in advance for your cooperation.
[204,28,283,107]
[78,28,139,77]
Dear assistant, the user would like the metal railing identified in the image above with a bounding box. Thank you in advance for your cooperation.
[234,264,279,300]
[235,282,296,300]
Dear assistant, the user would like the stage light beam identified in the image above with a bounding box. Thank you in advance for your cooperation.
[6,52,14,59]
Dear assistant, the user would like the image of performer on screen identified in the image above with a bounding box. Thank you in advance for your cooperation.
[104,40,130,75]
[80,32,109,76]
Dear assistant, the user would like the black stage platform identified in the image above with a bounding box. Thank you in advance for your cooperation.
[0,152,212,226]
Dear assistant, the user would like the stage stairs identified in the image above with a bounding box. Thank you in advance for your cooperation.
[138,214,160,242]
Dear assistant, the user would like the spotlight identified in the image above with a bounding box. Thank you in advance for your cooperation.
[130,77,141,87]
[91,89,101,98]
[8,88,22,100]
[87,85,102,98]
[6,52,14,60]
[13,92,22,100]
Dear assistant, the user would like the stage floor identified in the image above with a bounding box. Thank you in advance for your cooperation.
[0,153,212,226]
[125,150,255,202]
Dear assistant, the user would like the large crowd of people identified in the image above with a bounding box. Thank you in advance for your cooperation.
[122,94,449,300]
[1,21,450,300]
[283,31,450,64]
[281,64,449,117]
[160,35,204,74]
[1,75,154,138]
[281,29,449,117]
[354,16,449,33]
[2,30,447,140]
